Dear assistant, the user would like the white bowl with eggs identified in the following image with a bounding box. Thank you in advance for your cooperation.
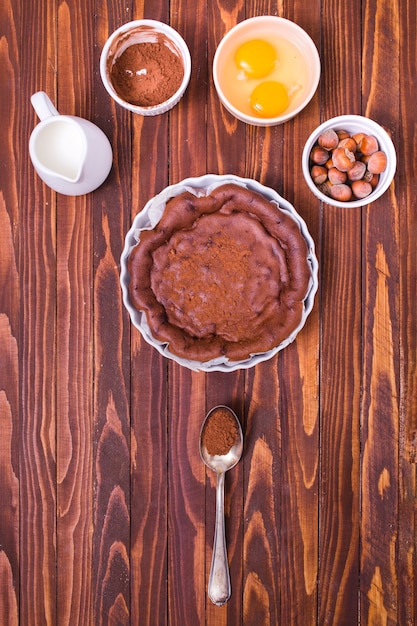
[302,115,397,208]
[213,16,320,126]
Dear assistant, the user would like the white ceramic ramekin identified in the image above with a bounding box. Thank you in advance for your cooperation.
[100,19,191,116]
[302,115,396,208]
[213,16,320,126]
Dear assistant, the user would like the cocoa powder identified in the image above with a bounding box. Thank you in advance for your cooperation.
[202,408,239,456]
[110,39,184,107]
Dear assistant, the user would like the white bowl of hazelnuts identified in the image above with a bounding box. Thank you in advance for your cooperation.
[302,115,396,208]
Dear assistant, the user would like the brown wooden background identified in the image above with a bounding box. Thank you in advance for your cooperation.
[1,0,416,624]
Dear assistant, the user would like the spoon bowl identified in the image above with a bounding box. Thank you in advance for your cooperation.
[200,405,243,472]
[199,405,243,605]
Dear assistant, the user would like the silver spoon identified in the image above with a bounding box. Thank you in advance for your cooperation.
[199,405,243,606]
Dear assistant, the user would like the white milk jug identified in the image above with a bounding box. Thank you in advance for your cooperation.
[29,91,113,196]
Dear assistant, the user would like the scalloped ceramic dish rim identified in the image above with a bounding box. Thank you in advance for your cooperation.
[302,114,397,208]
[120,174,319,372]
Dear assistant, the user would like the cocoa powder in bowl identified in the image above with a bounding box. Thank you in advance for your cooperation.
[202,407,240,457]
[110,36,184,107]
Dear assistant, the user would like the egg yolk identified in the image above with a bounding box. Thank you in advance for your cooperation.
[234,39,277,78]
[249,81,289,117]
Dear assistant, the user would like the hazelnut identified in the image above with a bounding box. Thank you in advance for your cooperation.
[367,150,387,174]
[351,180,373,199]
[336,129,350,141]
[369,173,380,189]
[338,137,357,153]
[310,145,329,165]
[318,129,339,150]
[363,170,379,188]
[311,165,328,185]
[332,147,356,172]
[330,183,352,202]
[317,181,331,196]
[359,135,379,155]
[347,160,367,181]
[353,132,367,146]
[328,167,347,184]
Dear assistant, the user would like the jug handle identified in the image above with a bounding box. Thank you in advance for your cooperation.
[31,91,60,121]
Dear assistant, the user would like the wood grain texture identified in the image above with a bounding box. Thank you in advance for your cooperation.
[317,2,363,624]
[1,0,416,624]
[361,2,406,624]
[244,361,281,626]
[0,0,21,621]
[17,0,59,622]
[398,1,417,624]
[54,3,96,624]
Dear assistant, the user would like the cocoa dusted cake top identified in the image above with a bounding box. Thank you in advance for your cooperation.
[127,183,312,362]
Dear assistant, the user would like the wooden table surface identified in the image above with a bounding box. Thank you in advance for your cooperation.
[1,0,416,624]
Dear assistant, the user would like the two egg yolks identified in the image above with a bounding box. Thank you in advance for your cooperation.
[234,39,289,117]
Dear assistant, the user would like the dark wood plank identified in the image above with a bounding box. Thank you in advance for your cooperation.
[129,109,171,626]
[130,341,168,626]
[360,1,404,624]
[92,2,136,622]
[167,368,207,624]
[17,0,59,623]
[0,3,21,623]
[243,360,282,626]
[207,0,246,179]
[398,2,417,624]
[53,2,97,624]
[317,1,363,623]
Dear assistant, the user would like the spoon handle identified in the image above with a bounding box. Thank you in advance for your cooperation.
[208,471,231,605]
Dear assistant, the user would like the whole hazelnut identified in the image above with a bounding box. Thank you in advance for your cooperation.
[311,165,328,185]
[347,160,367,181]
[310,145,329,165]
[351,180,373,199]
[368,173,380,188]
[336,129,350,141]
[338,137,357,153]
[330,183,352,202]
[353,132,367,146]
[317,181,332,196]
[318,129,339,150]
[367,150,387,174]
[332,147,356,172]
[328,167,347,184]
[359,135,379,155]
[363,170,380,188]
